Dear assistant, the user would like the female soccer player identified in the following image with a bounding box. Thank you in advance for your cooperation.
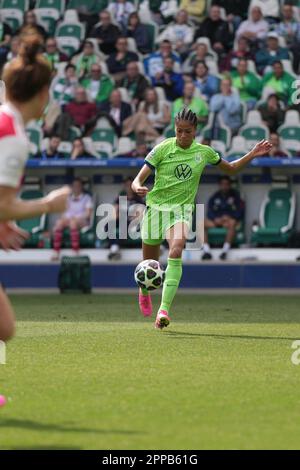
[0,28,70,342]
[132,108,271,329]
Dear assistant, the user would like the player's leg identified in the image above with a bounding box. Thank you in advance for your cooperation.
[0,285,15,341]
[202,218,216,260]
[69,217,83,255]
[52,217,68,260]
[139,207,163,317]
[219,216,237,260]
[155,222,188,329]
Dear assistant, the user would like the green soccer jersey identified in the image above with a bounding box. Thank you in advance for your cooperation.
[144,137,221,209]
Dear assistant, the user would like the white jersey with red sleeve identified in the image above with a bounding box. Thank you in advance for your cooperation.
[0,103,30,188]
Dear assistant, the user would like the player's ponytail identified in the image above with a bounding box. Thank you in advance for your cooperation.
[2,27,51,103]
[175,107,198,128]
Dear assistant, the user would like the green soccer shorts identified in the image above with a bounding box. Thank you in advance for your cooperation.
[141,206,193,246]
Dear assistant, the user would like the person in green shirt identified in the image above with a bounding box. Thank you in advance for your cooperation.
[262,61,295,106]
[81,63,114,104]
[171,82,208,129]
[230,58,262,109]
[132,108,272,329]
[73,41,100,80]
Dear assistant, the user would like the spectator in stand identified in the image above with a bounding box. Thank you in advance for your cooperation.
[106,36,139,81]
[40,136,64,160]
[180,0,206,21]
[17,10,47,40]
[193,61,220,102]
[151,56,184,101]
[90,10,121,55]
[107,0,136,31]
[266,132,289,157]
[99,89,132,136]
[53,64,78,106]
[261,61,294,106]
[81,63,114,105]
[65,87,97,129]
[194,5,234,54]
[117,61,149,108]
[230,58,262,109]
[255,31,289,74]
[146,1,178,26]
[171,82,208,127]
[72,41,102,80]
[126,12,152,55]
[67,0,107,35]
[144,40,181,81]
[236,6,269,44]
[258,93,285,132]
[183,41,216,74]
[220,36,254,72]
[157,10,194,58]
[107,177,144,261]
[249,0,280,23]
[70,138,95,160]
[122,87,170,141]
[202,176,245,261]
[276,3,300,73]
[52,178,93,260]
[212,0,251,29]
[6,35,20,62]
[43,38,68,74]
[0,20,12,67]
[210,77,242,135]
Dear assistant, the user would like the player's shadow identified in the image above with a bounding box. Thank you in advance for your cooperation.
[165,331,300,341]
[0,418,143,436]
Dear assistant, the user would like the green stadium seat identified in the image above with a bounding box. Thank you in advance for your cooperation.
[225,136,247,161]
[90,129,117,158]
[239,110,269,152]
[202,120,232,150]
[55,21,85,56]
[26,124,43,157]
[0,1,26,31]
[35,0,65,36]
[17,190,47,248]
[208,224,245,247]
[36,0,65,13]
[278,111,300,155]
[251,188,296,246]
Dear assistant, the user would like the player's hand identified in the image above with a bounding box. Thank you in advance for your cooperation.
[132,184,149,197]
[44,186,71,214]
[250,139,272,157]
[0,222,29,251]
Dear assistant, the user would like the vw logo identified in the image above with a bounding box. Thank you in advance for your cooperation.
[174,164,192,180]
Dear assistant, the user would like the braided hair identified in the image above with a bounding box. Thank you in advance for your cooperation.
[175,107,198,128]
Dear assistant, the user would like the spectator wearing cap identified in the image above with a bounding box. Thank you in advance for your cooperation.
[194,5,234,54]
[230,58,262,109]
[193,61,220,102]
[151,56,184,101]
[72,41,102,80]
[255,31,289,74]
[183,41,216,74]
[157,9,194,58]
[90,10,121,55]
[81,63,114,105]
[143,40,181,81]
[106,36,139,81]
[236,6,269,43]
[171,82,208,128]
[261,61,294,106]
[249,0,280,22]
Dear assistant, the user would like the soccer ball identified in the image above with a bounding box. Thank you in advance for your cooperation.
[134,259,165,291]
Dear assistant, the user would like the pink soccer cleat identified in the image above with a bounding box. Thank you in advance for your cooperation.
[139,291,153,317]
[155,310,170,329]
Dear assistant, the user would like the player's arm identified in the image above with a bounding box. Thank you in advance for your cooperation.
[0,186,70,222]
[218,140,272,176]
[131,164,152,197]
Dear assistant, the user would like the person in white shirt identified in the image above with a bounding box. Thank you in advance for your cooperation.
[236,6,269,43]
[157,9,194,56]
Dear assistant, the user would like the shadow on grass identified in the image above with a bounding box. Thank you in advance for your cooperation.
[0,418,143,436]
[165,331,300,341]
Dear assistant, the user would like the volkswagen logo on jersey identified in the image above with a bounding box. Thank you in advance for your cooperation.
[174,164,192,181]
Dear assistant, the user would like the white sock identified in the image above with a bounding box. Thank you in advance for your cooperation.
[222,242,231,253]
[110,244,120,254]
[203,243,211,253]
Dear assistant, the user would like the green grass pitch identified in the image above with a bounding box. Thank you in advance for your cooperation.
[1,293,300,450]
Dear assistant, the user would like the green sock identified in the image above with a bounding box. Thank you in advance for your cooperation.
[141,287,148,295]
[159,258,182,313]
